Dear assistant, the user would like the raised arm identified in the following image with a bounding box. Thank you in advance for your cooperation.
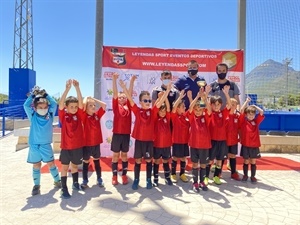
[253,105,264,115]
[46,94,58,114]
[155,82,171,109]
[172,90,185,113]
[188,91,201,113]
[73,79,83,109]
[165,95,170,112]
[128,75,137,97]
[92,97,107,111]
[112,72,119,99]
[59,79,72,110]
[222,85,231,110]
[240,97,251,113]
[119,80,134,107]
[23,95,34,120]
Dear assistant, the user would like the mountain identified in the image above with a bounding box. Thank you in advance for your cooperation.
[245,59,300,98]
[0,93,8,103]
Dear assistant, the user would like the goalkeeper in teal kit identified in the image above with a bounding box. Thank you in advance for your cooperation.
[23,86,61,196]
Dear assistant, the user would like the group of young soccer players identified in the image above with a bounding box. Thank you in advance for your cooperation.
[25,65,264,198]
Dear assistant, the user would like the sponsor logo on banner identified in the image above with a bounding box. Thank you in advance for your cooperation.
[129,139,133,147]
[111,48,126,65]
[106,136,112,144]
[124,73,140,81]
[148,77,156,85]
[228,76,240,82]
[104,89,113,101]
[105,120,113,129]
[104,72,114,80]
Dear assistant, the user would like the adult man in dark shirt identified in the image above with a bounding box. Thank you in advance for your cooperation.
[173,60,206,109]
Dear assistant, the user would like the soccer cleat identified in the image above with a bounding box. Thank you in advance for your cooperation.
[231,172,241,181]
[213,176,222,185]
[165,178,173,186]
[171,174,177,183]
[72,182,81,191]
[54,180,62,188]
[204,177,209,186]
[112,175,118,185]
[146,178,153,189]
[192,183,200,193]
[60,188,71,199]
[180,174,188,183]
[132,179,139,190]
[80,180,89,189]
[122,175,128,185]
[31,185,40,196]
[153,179,159,187]
[97,178,104,187]
[199,182,208,191]
[250,176,257,183]
[242,175,248,182]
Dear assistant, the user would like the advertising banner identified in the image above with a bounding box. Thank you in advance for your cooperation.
[100,46,244,157]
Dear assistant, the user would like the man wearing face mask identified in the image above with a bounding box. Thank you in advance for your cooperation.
[174,60,206,109]
[152,70,179,110]
[209,63,240,109]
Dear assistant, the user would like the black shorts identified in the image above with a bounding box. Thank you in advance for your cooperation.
[153,147,171,160]
[111,133,130,153]
[190,148,209,164]
[172,143,189,158]
[240,146,261,159]
[209,140,228,161]
[83,145,100,160]
[59,148,83,165]
[228,144,238,155]
[134,140,153,159]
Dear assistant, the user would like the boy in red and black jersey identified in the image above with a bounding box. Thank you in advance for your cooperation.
[206,85,231,185]
[111,73,135,186]
[170,90,190,183]
[119,77,172,190]
[80,96,106,189]
[58,79,84,199]
[239,97,264,183]
[187,88,212,193]
[226,98,241,181]
[153,92,173,187]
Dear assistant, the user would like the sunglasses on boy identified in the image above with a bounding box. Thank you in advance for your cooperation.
[142,99,151,103]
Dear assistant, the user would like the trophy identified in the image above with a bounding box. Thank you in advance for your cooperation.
[197,80,207,88]
[196,80,207,107]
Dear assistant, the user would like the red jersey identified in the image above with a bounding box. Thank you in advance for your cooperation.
[59,108,84,150]
[82,108,105,146]
[154,112,172,148]
[239,113,265,148]
[131,104,157,141]
[226,113,240,146]
[210,108,229,141]
[171,111,190,144]
[112,98,131,134]
[188,111,212,149]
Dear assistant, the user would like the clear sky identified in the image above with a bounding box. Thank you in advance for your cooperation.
[0,0,299,97]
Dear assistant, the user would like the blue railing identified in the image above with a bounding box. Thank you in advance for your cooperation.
[0,105,26,137]
[260,111,300,133]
